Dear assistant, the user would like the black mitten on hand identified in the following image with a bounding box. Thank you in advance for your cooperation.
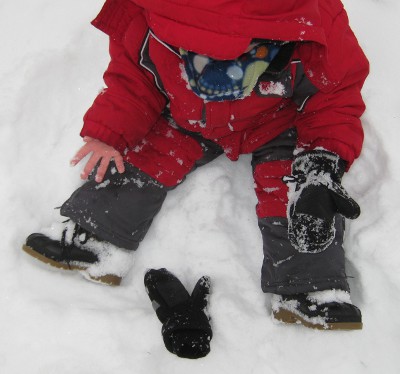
[144,268,212,359]
[285,151,360,253]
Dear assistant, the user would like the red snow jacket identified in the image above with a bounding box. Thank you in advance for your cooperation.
[82,0,369,180]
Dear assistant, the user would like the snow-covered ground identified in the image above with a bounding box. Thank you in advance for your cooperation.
[1,1,399,373]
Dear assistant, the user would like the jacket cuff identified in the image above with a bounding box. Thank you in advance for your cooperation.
[80,121,128,154]
[298,139,359,171]
[91,0,140,42]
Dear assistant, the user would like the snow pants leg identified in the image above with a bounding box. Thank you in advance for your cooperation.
[252,129,350,295]
[60,118,349,294]
[60,118,223,251]
[60,165,170,250]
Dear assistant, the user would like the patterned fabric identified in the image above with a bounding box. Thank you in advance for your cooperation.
[180,43,280,101]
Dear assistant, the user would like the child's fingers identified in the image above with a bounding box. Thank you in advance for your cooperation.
[95,157,111,183]
[81,153,100,180]
[70,138,123,182]
[114,154,125,174]
[70,144,91,166]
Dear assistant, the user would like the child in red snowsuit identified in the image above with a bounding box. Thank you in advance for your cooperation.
[23,0,369,330]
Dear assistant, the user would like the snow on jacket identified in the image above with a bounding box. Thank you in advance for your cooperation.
[82,0,369,177]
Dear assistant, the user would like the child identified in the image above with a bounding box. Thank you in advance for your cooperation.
[22,0,369,330]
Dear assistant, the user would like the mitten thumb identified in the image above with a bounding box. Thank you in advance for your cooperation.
[191,276,211,311]
[330,182,361,219]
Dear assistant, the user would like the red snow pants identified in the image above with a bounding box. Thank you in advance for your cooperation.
[125,116,293,218]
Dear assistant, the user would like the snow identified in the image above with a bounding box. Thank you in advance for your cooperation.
[1,0,400,373]
[307,289,352,305]
[259,81,286,96]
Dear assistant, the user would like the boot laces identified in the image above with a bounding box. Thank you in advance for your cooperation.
[60,220,93,268]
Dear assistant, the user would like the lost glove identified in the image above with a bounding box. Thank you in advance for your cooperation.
[284,150,360,253]
[144,268,212,359]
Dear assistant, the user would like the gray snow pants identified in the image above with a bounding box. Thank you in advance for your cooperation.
[60,127,350,295]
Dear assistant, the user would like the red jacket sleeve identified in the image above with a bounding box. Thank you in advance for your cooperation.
[294,3,369,168]
[81,0,167,153]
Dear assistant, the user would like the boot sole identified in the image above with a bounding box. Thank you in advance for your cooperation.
[273,309,363,330]
[22,244,122,286]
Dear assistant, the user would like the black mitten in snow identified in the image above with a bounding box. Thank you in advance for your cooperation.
[144,268,212,359]
[284,150,360,253]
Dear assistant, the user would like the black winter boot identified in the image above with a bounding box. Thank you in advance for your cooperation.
[272,291,362,330]
[144,268,212,359]
[22,221,132,285]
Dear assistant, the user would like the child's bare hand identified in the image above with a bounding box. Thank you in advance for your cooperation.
[70,136,125,183]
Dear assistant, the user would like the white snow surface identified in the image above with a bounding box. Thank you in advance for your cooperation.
[1,0,400,373]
